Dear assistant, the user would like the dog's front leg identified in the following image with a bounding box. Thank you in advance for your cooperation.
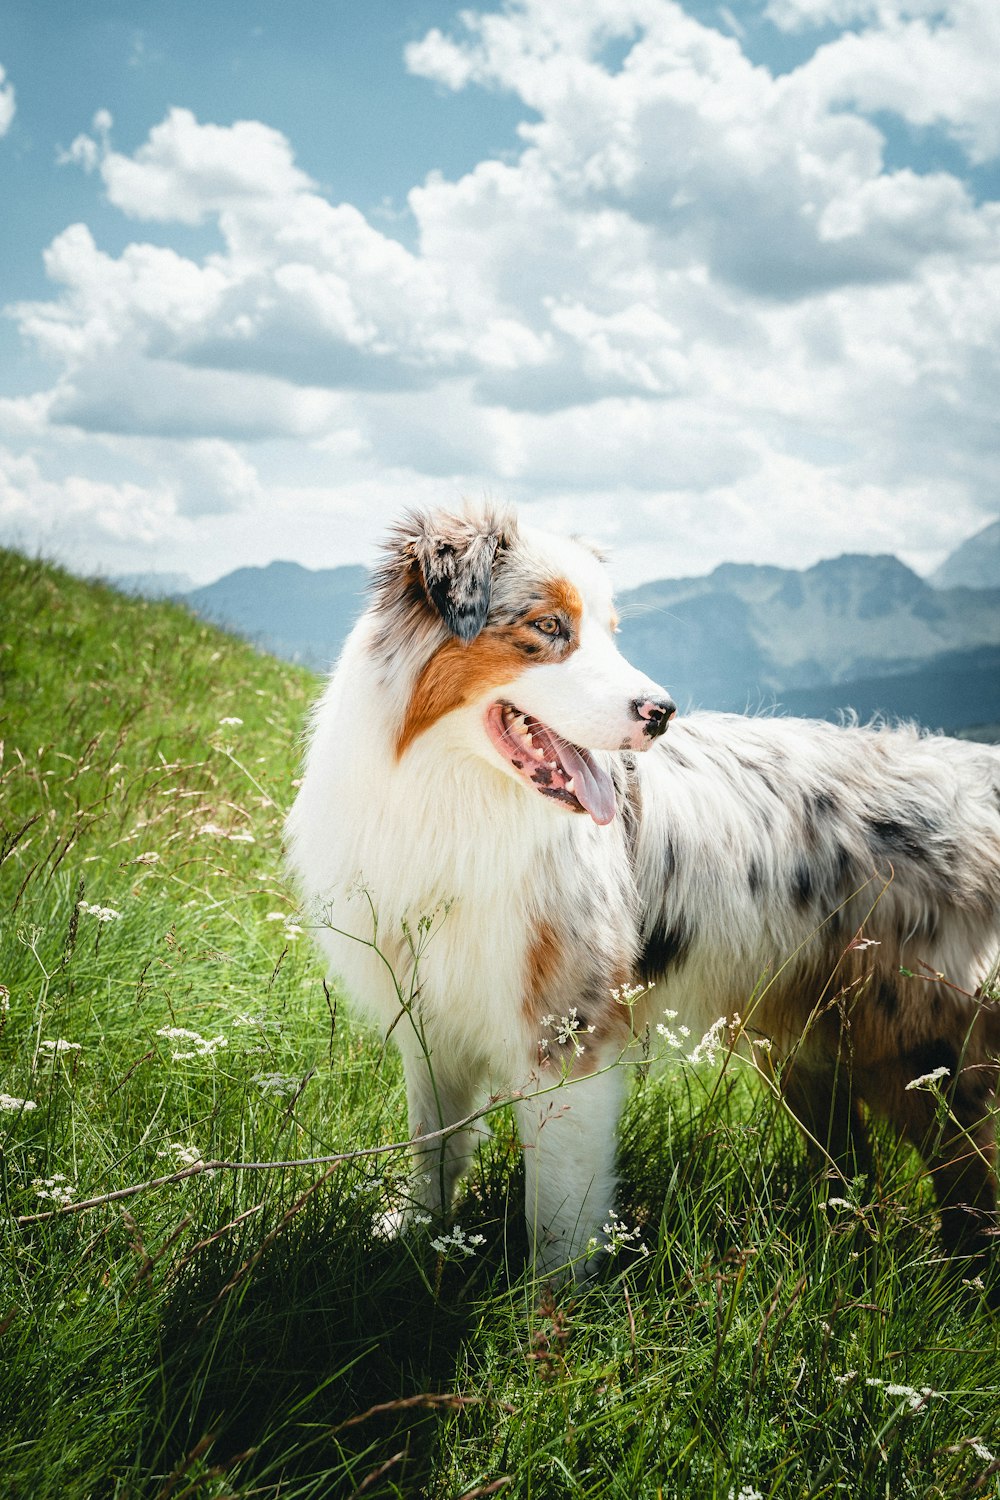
[516,1050,627,1283]
[390,1027,484,1230]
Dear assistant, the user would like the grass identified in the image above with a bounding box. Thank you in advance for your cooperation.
[2,545,1000,1499]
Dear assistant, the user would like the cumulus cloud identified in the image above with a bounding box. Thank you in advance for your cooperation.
[67,106,314,223]
[0,63,15,137]
[0,444,178,549]
[4,0,1000,580]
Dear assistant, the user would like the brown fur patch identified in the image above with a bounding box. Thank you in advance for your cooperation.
[526,920,563,1015]
[396,633,526,758]
[546,579,584,628]
[395,577,584,757]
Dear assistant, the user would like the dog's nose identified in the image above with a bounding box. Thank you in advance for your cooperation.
[631,694,676,740]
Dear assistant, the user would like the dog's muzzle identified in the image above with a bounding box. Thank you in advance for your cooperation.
[632,695,676,741]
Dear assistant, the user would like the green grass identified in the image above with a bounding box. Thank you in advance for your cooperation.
[2,546,1000,1499]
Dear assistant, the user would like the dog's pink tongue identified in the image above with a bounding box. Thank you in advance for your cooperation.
[559,742,617,826]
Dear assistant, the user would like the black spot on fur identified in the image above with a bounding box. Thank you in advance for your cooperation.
[801,787,840,847]
[907,1038,958,1080]
[748,858,763,897]
[866,814,933,864]
[792,860,814,909]
[834,843,854,889]
[875,977,898,1018]
[638,919,692,984]
[734,753,780,799]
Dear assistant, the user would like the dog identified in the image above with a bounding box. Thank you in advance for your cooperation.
[286,504,1000,1280]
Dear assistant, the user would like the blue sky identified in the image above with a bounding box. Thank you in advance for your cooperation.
[2,0,999,585]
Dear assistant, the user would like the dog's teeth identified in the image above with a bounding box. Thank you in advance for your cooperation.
[565,778,576,794]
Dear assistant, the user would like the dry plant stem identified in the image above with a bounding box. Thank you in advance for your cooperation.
[13,1094,523,1225]
[332,1393,515,1433]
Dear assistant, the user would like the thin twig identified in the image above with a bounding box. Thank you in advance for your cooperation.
[14,1095,521,1226]
[333,1393,515,1433]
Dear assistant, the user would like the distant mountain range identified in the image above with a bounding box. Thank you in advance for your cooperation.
[118,517,1000,736]
[182,560,368,672]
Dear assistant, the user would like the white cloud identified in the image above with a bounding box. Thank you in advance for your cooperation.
[82,106,314,224]
[798,0,1000,165]
[0,64,15,137]
[0,445,178,549]
[3,1,1000,583]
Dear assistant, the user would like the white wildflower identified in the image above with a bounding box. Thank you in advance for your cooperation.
[430,1225,486,1258]
[218,716,243,727]
[540,1008,595,1057]
[729,1487,764,1500]
[971,1441,995,1462]
[962,1275,986,1291]
[252,1072,302,1097]
[156,1143,202,1167]
[610,980,651,1008]
[0,985,9,1015]
[156,1027,228,1060]
[39,1038,82,1055]
[833,1370,858,1385]
[0,1093,36,1111]
[265,912,287,922]
[866,1377,936,1412]
[33,1174,76,1205]
[689,1016,728,1066]
[77,901,121,922]
[905,1066,950,1091]
[597,1208,650,1257]
[655,1009,691,1048]
[751,1036,773,1054]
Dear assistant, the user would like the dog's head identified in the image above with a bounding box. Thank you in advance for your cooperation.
[372,505,675,825]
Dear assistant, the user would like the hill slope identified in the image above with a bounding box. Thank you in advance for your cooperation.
[3,551,1000,1497]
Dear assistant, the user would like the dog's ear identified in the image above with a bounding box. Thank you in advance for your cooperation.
[411,512,509,642]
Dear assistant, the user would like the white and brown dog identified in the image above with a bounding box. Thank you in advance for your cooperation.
[287,505,1000,1279]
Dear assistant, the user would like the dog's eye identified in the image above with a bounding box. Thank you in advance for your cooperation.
[533,616,562,636]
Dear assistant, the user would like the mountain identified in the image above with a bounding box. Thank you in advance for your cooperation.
[181,560,368,669]
[930,518,1000,590]
[171,548,1000,736]
[616,553,1000,712]
[775,645,1000,735]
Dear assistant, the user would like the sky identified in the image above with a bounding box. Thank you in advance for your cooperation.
[1,0,999,589]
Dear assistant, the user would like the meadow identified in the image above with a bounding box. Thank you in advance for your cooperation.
[2,547,1000,1499]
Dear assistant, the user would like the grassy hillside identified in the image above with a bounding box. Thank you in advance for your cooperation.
[2,549,1000,1499]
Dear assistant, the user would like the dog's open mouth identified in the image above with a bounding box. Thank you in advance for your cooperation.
[485,701,617,825]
